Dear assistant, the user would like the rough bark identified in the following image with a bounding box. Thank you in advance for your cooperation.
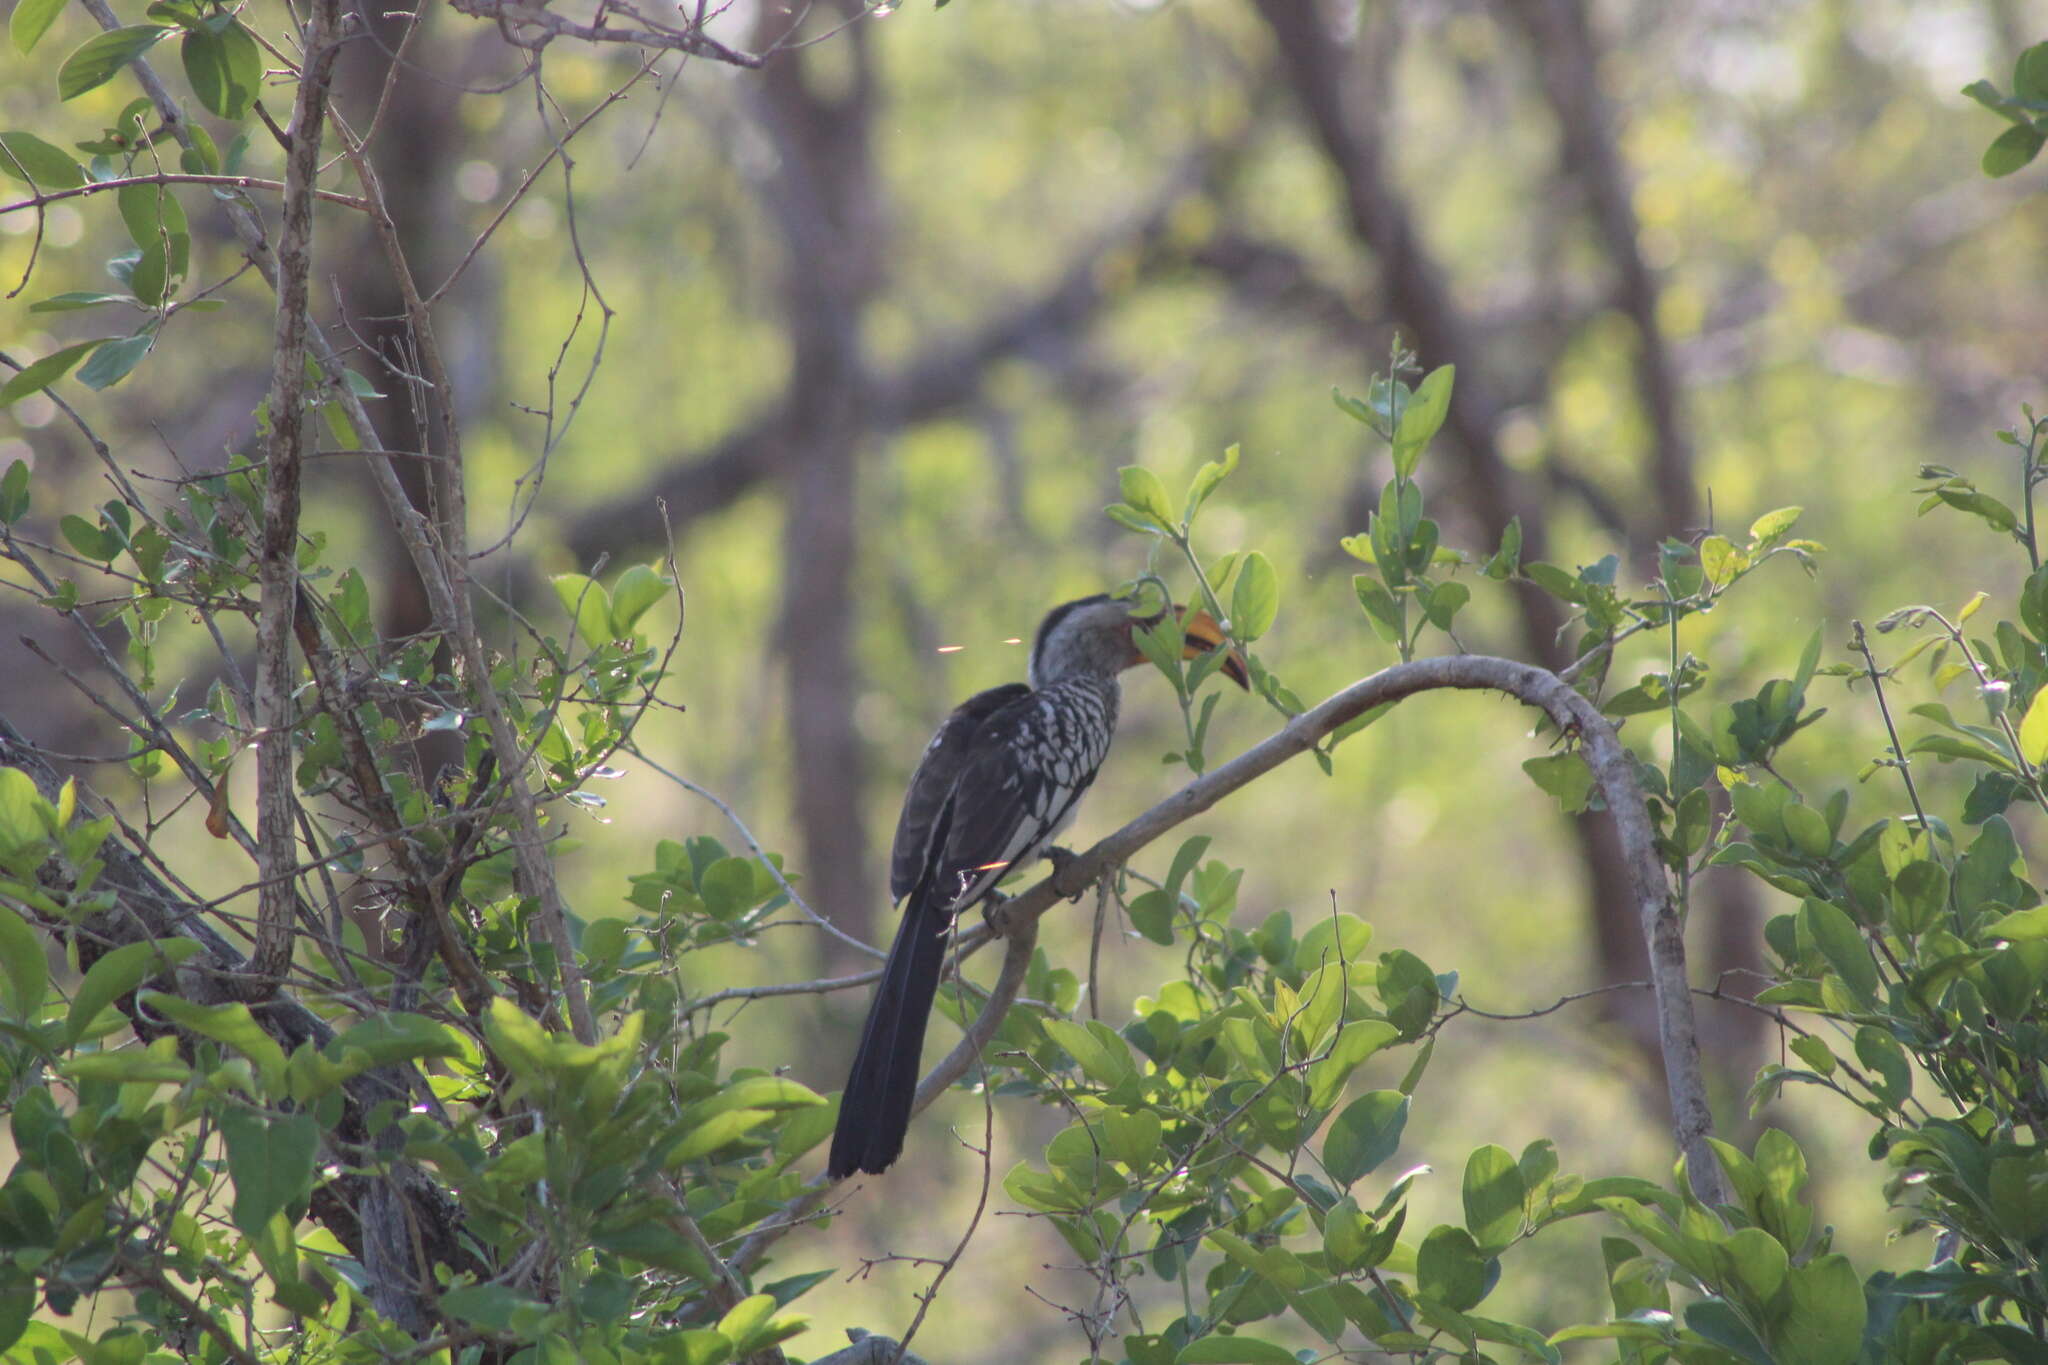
[249,0,344,991]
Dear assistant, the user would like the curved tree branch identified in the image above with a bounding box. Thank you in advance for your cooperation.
[747,653,1724,1271]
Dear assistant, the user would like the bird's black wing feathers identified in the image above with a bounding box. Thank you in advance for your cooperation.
[889,683,1031,904]
[924,702,1094,911]
[832,673,1118,1179]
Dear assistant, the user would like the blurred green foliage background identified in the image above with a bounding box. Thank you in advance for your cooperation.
[4,0,2046,1356]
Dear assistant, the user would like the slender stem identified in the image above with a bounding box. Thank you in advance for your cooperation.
[2021,416,2041,572]
[1850,621,1931,837]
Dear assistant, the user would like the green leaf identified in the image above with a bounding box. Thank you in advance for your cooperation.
[439,1283,545,1332]
[1306,1019,1398,1110]
[136,991,288,1091]
[67,938,200,1045]
[0,906,47,1020]
[1719,1225,1788,1310]
[117,179,189,250]
[29,291,132,312]
[550,572,613,650]
[1853,1025,1911,1106]
[64,1042,191,1085]
[57,24,170,100]
[0,460,28,524]
[0,1271,34,1355]
[1482,517,1521,580]
[715,1294,775,1350]
[59,512,116,561]
[1322,1089,1407,1186]
[1173,1336,1299,1364]
[10,0,66,53]
[1933,486,2019,532]
[1984,905,2048,940]
[1462,1145,1525,1254]
[1230,550,1278,641]
[1118,465,1175,528]
[0,131,85,189]
[1353,574,1404,643]
[1699,535,1742,586]
[1126,889,1174,945]
[1797,898,1879,1010]
[1183,443,1239,523]
[1416,1224,1490,1313]
[1778,1255,1866,1365]
[698,856,758,918]
[1748,506,1803,546]
[2017,41,2048,100]
[1523,561,1584,604]
[180,20,259,120]
[1683,1299,1773,1365]
[219,1108,319,1236]
[330,1012,474,1069]
[1042,1017,1134,1087]
[75,333,153,389]
[1522,752,1594,815]
[1984,124,2047,177]
[2020,686,2048,765]
[1421,580,1468,630]
[1105,502,1162,536]
[0,338,106,407]
[1391,364,1454,478]
[670,1108,774,1162]
[686,1075,827,1119]
[0,765,43,848]
[608,563,671,636]
[1890,860,1948,935]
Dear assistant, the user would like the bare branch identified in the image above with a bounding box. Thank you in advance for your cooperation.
[922,658,1720,1205]
[0,172,372,219]
[250,0,346,992]
[444,0,762,66]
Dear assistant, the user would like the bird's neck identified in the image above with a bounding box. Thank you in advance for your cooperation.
[1034,671,1121,719]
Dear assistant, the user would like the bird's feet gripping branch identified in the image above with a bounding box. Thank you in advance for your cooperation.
[824,594,1248,1180]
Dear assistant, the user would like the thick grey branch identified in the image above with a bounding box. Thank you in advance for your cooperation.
[743,654,1724,1275]
[933,656,1721,1202]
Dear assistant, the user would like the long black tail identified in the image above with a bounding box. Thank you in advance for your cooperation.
[827,890,952,1178]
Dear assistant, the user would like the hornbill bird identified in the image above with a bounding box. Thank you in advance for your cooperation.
[827,594,1249,1179]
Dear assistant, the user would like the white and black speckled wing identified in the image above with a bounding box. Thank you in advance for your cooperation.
[888,683,1032,905]
[923,676,1121,913]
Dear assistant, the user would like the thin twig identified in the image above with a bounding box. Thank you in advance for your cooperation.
[0,172,371,218]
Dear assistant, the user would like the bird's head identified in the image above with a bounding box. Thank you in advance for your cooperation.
[1030,594,1252,690]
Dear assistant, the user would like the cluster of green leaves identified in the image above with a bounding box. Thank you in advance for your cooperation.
[996,871,1700,1364]
[1706,406,2048,1355]
[1108,446,1301,773]
[1,0,267,404]
[405,999,819,1363]
[1334,355,1472,665]
[0,0,835,1317]
[0,744,844,1360]
[1964,41,2048,177]
[1053,358,1879,1363]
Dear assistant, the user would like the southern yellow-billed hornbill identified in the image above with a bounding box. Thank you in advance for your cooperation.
[827,594,1248,1178]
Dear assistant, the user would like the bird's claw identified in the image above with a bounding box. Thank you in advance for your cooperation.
[981,890,1014,937]
[1044,845,1086,901]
